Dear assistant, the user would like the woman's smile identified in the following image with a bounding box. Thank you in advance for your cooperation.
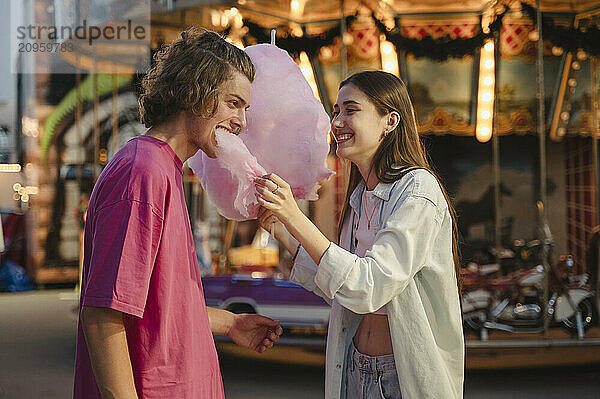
[334,132,354,145]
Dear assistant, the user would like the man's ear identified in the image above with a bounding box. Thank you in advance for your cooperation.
[387,111,401,132]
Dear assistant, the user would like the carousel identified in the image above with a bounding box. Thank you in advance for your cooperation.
[3,0,600,366]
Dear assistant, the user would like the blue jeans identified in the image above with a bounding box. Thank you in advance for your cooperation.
[346,341,401,399]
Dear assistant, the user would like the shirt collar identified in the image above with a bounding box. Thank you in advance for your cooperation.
[349,179,394,212]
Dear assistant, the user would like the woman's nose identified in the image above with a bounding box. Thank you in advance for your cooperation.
[332,118,344,128]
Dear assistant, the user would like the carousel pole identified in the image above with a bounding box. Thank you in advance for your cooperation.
[74,2,83,293]
[592,57,599,227]
[340,0,347,79]
[93,74,99,178]
[112,72,118,158]
[75,67,82,187]
[492,31,502,256]
[535,0,550,339]
[93,47,99,180]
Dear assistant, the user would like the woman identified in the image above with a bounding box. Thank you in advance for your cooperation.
[255,70,464,398]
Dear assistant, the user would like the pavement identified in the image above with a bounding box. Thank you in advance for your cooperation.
[1,289,600,399]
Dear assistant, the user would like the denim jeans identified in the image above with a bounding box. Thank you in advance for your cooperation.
[345,341,401,399]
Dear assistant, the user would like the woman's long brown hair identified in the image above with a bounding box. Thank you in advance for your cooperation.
[336,71,461,294]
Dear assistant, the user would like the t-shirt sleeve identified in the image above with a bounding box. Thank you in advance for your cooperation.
[82,199,164,318]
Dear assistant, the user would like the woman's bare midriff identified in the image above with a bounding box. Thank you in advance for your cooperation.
[353,314,394,356]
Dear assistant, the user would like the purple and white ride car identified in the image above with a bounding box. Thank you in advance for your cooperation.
[202,274,330,345]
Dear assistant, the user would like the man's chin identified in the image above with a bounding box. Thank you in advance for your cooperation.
[192,138,217,159]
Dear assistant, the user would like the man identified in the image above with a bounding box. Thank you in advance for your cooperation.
[73,28,282,399]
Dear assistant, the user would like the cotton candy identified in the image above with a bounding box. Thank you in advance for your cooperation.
[188,44,334,221]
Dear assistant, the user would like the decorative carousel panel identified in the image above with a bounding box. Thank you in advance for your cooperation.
[398,16,480,40]
[405,57,475,133]
[496,54,565,133]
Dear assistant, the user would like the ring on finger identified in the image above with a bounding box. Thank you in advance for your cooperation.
[272,184,280,194]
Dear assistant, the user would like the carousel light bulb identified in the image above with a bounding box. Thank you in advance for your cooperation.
[211,11,220,27]
[379,36,399,77]
[528,30,539,41]
[298,51,320,100]
[477,126,492,142]
[320,47,333,59]
[552,46,564,56]
[234,14,243,29]
[476,41,494,144]
[230,7,238,16]
[291,0,300,11]
[1,164,21,173]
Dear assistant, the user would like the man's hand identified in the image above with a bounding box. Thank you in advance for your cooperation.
[227,313,283,353]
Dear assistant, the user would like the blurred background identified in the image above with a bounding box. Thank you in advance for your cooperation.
[1,0,600,397]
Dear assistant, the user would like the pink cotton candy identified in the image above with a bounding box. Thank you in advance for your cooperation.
[188,129,266,220]
[188,44,334,221]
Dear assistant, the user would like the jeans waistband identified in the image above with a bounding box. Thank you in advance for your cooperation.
[350,341,396,374]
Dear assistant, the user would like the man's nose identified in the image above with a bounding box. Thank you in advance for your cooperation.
[234,108,247,131]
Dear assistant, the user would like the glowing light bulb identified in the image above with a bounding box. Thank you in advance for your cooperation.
[483,77,493,86]
[484,42,494,52]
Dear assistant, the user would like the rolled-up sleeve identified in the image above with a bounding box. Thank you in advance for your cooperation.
[315,195,441,314]
[290,246,332,306]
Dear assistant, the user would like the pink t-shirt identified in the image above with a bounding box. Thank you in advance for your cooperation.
[73,136,224,399]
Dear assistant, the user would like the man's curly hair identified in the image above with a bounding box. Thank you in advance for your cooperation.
[138,28,255,128]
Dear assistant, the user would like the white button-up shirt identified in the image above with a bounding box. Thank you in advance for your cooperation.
[290,169,464,399]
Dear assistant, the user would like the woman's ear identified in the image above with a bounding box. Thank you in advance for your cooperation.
[386,111,401,132]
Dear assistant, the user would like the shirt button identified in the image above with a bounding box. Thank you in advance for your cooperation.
[336,364,341,369]
[342,327,347,333]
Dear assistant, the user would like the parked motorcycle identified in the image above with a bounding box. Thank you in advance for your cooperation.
[461,202,597,336]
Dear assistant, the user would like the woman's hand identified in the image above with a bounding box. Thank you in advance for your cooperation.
[255,173,331,266]
[254,173,302,226]
[258,206,300,257]
[257,206,281,235]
